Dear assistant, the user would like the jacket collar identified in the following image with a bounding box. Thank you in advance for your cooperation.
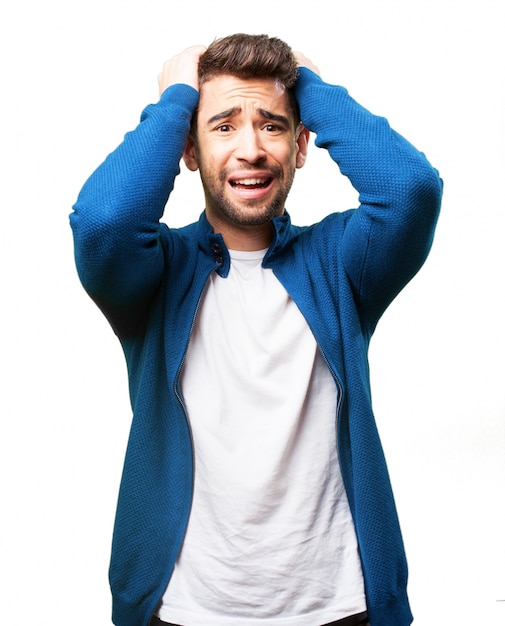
[196,211,293,277]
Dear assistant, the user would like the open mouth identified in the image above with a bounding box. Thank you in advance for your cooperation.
[229,177,273,190]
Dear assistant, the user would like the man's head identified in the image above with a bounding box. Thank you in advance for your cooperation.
[183,34,309,249]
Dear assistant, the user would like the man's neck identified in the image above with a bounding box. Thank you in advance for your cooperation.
[205,213,274,251]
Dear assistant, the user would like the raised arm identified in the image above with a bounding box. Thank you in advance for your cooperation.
[70,47,204,333]
[294,59,443,327]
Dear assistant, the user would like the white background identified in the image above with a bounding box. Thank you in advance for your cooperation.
[1,1,504,624]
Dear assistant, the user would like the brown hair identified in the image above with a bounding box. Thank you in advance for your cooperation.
[198,34,299,89]
[194,34,300,128]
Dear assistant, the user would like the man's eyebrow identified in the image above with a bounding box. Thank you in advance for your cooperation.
[207,107,240,126]
[258,109,290,127]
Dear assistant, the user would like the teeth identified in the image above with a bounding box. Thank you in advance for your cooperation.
[234,178,264,186]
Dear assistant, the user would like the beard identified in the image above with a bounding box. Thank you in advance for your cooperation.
[199,163,296,227]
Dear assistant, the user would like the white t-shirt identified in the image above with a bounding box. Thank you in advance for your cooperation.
[158,249,366,626]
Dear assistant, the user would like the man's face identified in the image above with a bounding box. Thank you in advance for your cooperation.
[184,74,308,243]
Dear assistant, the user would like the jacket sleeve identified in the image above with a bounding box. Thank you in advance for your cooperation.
[70,83,200,333]
[295,67,443,329]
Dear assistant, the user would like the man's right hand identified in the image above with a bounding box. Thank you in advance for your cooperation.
[158,45,207,96]
[293,51,321,77]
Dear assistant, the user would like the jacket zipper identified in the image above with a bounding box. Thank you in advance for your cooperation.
[173,283,207,529]
[151,276,210,620]
[317,343,344,445]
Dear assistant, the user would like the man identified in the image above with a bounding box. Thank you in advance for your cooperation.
[71,34,442,626]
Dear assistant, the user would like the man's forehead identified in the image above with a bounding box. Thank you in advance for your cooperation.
[197,74,294,128]
[199,74,289,108]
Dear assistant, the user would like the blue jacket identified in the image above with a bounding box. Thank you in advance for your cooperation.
[71,68,442,626]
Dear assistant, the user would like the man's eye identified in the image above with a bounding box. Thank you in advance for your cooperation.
[216,124,232,133]
[264,124,283,133]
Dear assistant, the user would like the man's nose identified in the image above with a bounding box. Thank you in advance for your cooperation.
[235,127,266,163]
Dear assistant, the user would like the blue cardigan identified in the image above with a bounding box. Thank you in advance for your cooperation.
[71,67,442,626]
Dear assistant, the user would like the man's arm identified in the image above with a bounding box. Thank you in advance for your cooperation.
[70,47,204,332]
[294,58,443,328]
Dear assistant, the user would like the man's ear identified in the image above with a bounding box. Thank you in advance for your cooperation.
[295,125,310,169]
[183,135,199,172]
